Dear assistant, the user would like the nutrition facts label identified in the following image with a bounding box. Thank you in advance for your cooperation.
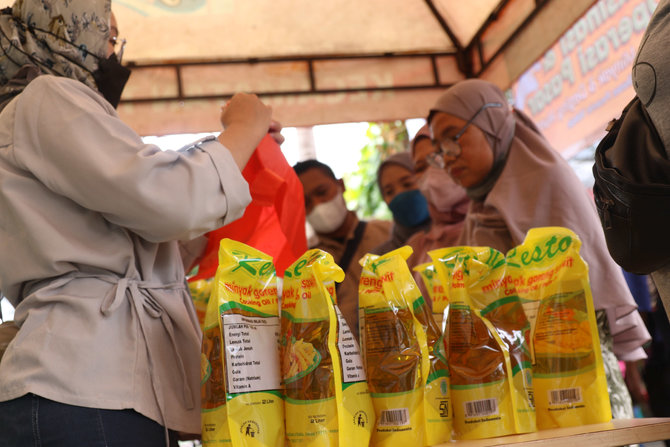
[222,313,281,394]
[336,307,366,383]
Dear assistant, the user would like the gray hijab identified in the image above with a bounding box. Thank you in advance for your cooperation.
[0,0,111,110]
[428,79,516,201]
[376,151,415,192]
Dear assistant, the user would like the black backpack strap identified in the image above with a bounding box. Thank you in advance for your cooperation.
[336,221,367,291]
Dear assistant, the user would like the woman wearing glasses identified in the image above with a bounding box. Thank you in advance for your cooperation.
[422,78,651,421]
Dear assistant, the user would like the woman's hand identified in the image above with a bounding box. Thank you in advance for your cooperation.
[269,119,285,145]
[218,93,272,170]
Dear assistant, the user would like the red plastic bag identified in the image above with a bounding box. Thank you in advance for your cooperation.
[189,135,307,280]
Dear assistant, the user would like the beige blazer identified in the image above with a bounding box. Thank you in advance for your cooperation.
[0,75,251,433]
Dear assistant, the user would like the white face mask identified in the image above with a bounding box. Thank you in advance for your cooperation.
[307,191,349,234]
[418,166,468,213]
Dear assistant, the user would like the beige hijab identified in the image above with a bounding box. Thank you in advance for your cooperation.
[430,79,650,360]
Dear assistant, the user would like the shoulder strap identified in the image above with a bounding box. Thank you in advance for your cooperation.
[336,221,367,291]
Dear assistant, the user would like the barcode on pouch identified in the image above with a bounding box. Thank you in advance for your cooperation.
[378,408,410,426]
[549,387,582,405]
[464,398,499,418]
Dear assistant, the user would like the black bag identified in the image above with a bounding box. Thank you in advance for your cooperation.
[592,96,670,275]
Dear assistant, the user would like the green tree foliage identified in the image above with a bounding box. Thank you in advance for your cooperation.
[343,121,409,219]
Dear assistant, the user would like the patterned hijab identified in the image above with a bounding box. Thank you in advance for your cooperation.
[0,0,111,109]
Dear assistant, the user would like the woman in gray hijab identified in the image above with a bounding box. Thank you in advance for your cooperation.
[0,1,275,445]
[426,78,651,421]
[371,151,431,255]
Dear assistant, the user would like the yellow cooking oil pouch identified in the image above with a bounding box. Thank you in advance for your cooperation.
[505,227,611,429]
[360,247,447,446]
[414,262,450,333]
[201,276,231,445]
[189,278,213,330]
[429,246,535,440]
[282,249,374,447]
[214,239,284,447]
[381,249,452,445]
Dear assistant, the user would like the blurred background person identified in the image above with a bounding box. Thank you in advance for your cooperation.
[642,278,670,442]
[617,3,670,427]
[621,270,652,414]
[631,0,670,323]
[294,159,391,339]
[407,124,469,271]
[371,151,431,255]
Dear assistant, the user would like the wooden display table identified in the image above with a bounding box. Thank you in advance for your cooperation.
[437,418,670,446]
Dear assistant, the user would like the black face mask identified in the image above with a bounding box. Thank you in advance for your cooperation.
[92,53,131,109]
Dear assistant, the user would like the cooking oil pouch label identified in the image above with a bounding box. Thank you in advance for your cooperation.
[222,314,281,393]
[282,249,373,447]
[429,246,535,440]
[215,239,284,447]
[333,298,375,446]
[335,307,366,383]
[414,262,449,333]
[505,227,611,429]
[201,279,231,445]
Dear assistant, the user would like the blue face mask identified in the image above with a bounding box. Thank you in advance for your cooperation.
[388,189,430,228]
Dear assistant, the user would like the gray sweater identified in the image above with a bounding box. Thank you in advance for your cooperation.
[633,0,670,156]
[632,0,670,316]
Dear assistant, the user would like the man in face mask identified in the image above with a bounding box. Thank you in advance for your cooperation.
[293,159,392,340]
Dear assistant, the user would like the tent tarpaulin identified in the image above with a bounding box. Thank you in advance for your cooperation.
[111,0,598,136]
[0,0,598,135]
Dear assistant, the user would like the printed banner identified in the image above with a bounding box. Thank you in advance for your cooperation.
[511,0,657,156]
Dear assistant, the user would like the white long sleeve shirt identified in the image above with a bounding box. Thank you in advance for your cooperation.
[0,75,251,433]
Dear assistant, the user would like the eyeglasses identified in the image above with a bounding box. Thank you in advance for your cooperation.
[109,35,127,63]
[426,102,503,169]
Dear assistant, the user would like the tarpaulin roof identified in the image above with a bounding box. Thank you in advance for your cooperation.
[5,0,599,135]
